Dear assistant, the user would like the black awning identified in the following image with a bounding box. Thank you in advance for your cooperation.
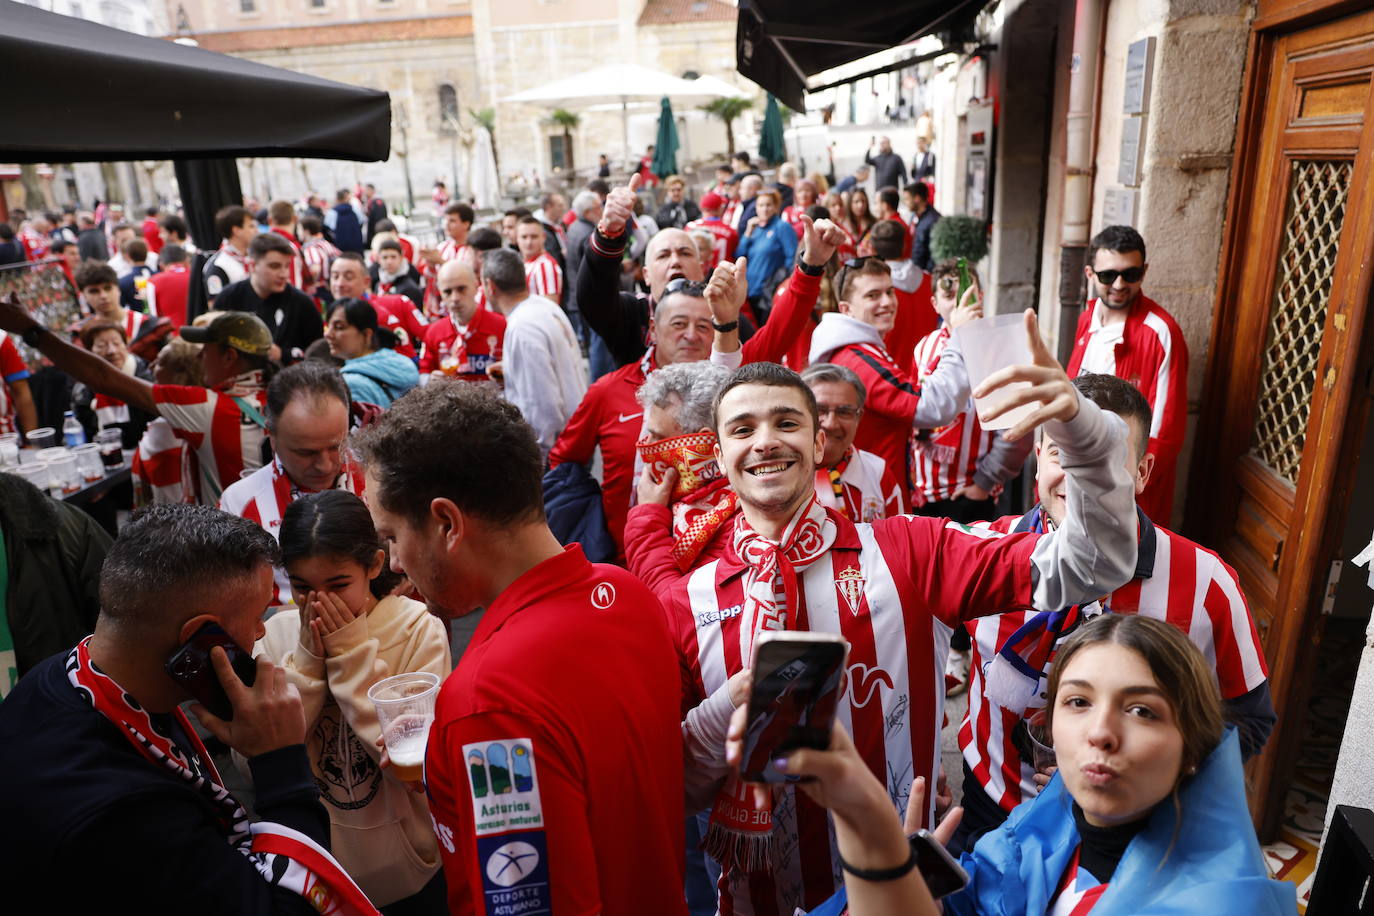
[0,0,391,163]
[736,0,983,110]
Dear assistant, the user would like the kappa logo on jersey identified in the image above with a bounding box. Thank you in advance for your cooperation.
[463,738,544,836]
[834,566,866,616]
[696,603,744,627]
[845,663,893,708]
[477,831,551,915]
[590,581,616,609]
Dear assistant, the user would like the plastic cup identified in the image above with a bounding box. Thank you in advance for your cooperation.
[47,454,81,494]
[25,426,57,449]
[1026,709,1056,772]
[953,313,1039,431]
[37,446,70,463]
[0,440,17,468]
[96,428,124,469]
[13,461,49,492]
[369,671,441,784]
[73,443,105,482]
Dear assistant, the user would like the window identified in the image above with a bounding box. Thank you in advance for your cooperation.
[438,84,458,134]
[240,0,256,13]
[311,0,325,7]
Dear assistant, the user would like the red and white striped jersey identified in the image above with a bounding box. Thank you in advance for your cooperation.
[814,447,903,523]
[523,251,563,301]
[120,309,146,343]
[910,327,995,504]
[151,371,268,505]
[684,217,739,271]
[130,416,196,506]
[1047,848,1109,916]
[781,205,808,238]
[220,455,366,605]
[958,509,1269,814]
[302,237,340,295]
[1,335,31,435]
[663,510,1039,916]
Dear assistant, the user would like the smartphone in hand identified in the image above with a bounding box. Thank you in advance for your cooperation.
[164,622,257,721]
[739,632,849,784]
[910,829,969,898]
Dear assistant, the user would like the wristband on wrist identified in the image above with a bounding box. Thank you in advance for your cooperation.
[798,261,826,277]
[711,319,739,333]
[837,839,918,882]
[21,324,45,348]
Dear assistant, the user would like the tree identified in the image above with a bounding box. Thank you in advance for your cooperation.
[469,107,500,182]
[701,97,753,157]
[548,109,580,172]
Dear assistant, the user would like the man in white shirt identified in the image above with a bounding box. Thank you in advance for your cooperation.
[482,248,587,458]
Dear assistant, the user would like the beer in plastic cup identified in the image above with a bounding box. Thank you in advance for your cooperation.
[953,313,1038,431]
[369,671,441,784]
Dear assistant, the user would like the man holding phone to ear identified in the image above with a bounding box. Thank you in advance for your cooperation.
[0,505,377,915]
[661,339,1139,916]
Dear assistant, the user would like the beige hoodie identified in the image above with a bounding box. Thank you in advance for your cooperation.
[256,595,450,906]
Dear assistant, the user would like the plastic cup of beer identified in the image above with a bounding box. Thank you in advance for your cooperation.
[95,428,124,469]
[369,671,441,784]
[26,426,57,450]
[73,443,105,482]
[47,454,82,494]
[952,313,1038,431]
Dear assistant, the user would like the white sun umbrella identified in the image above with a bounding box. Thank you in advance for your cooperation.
[469,125,499,210]
[504,63,733,166]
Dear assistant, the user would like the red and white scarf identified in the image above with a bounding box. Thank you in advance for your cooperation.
[636,430,737,571]
[66,638,379,915]
[705,495,836,872]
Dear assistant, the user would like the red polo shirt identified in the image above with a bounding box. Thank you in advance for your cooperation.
[424,545,686,916]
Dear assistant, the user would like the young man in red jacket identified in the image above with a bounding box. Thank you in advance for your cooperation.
[808,257,969,510]
[1067,225,1188,523]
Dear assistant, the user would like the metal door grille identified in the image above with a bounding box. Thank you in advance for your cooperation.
[1250,159,1352,484]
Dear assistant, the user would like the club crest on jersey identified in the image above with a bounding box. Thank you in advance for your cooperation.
[590,581,616,609]
[464,738,544,836]
[835,566,866,616]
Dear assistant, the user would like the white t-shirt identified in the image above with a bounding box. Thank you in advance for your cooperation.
[502,295,587,457]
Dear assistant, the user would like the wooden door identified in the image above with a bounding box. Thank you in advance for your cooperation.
[1188,4,1374,840]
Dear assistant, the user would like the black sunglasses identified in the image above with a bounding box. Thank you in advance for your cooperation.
[1091,266,1145,285]
[662,277,709,298]
[836,256,875,298]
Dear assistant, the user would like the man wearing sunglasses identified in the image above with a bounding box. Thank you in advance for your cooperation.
[1066,225,1188,523]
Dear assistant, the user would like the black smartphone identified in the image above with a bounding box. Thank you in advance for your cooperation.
[739,632,849,784]
[910,829,969,899]
[164,622,257,721]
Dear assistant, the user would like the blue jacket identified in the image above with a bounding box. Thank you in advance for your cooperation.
[809,729,1293,916]
[330,202,365,253]
[736,215,798,298]
[340,348,419,408]
[944,728,1293,915]
[541,462,616,564]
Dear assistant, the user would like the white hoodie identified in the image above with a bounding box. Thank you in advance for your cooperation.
[808,312,971,430]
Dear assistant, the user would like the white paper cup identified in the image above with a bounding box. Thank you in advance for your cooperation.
[368,671,441,783]
[953,313,1038,430]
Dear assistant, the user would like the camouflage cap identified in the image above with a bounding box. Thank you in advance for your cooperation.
[179,311,272,357]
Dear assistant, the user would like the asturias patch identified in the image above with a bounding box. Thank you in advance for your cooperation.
[464,738,543,836]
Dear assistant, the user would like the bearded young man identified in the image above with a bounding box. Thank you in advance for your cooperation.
[658,319,1138,916]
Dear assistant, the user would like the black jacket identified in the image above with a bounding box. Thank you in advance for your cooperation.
[0,652,329,914]
[0,472,111,678]
[573,229,651,368]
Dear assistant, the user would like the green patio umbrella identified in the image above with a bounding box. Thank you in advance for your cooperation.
[650,96,680,179]
[758,92,786,165]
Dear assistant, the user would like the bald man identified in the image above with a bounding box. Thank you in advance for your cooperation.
[574,173,712,368]
[418,259,506,383]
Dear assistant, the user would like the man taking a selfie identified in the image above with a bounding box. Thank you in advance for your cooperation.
[662,336,1139,916]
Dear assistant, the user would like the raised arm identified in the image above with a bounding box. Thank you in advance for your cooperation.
[0,297,156,414]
